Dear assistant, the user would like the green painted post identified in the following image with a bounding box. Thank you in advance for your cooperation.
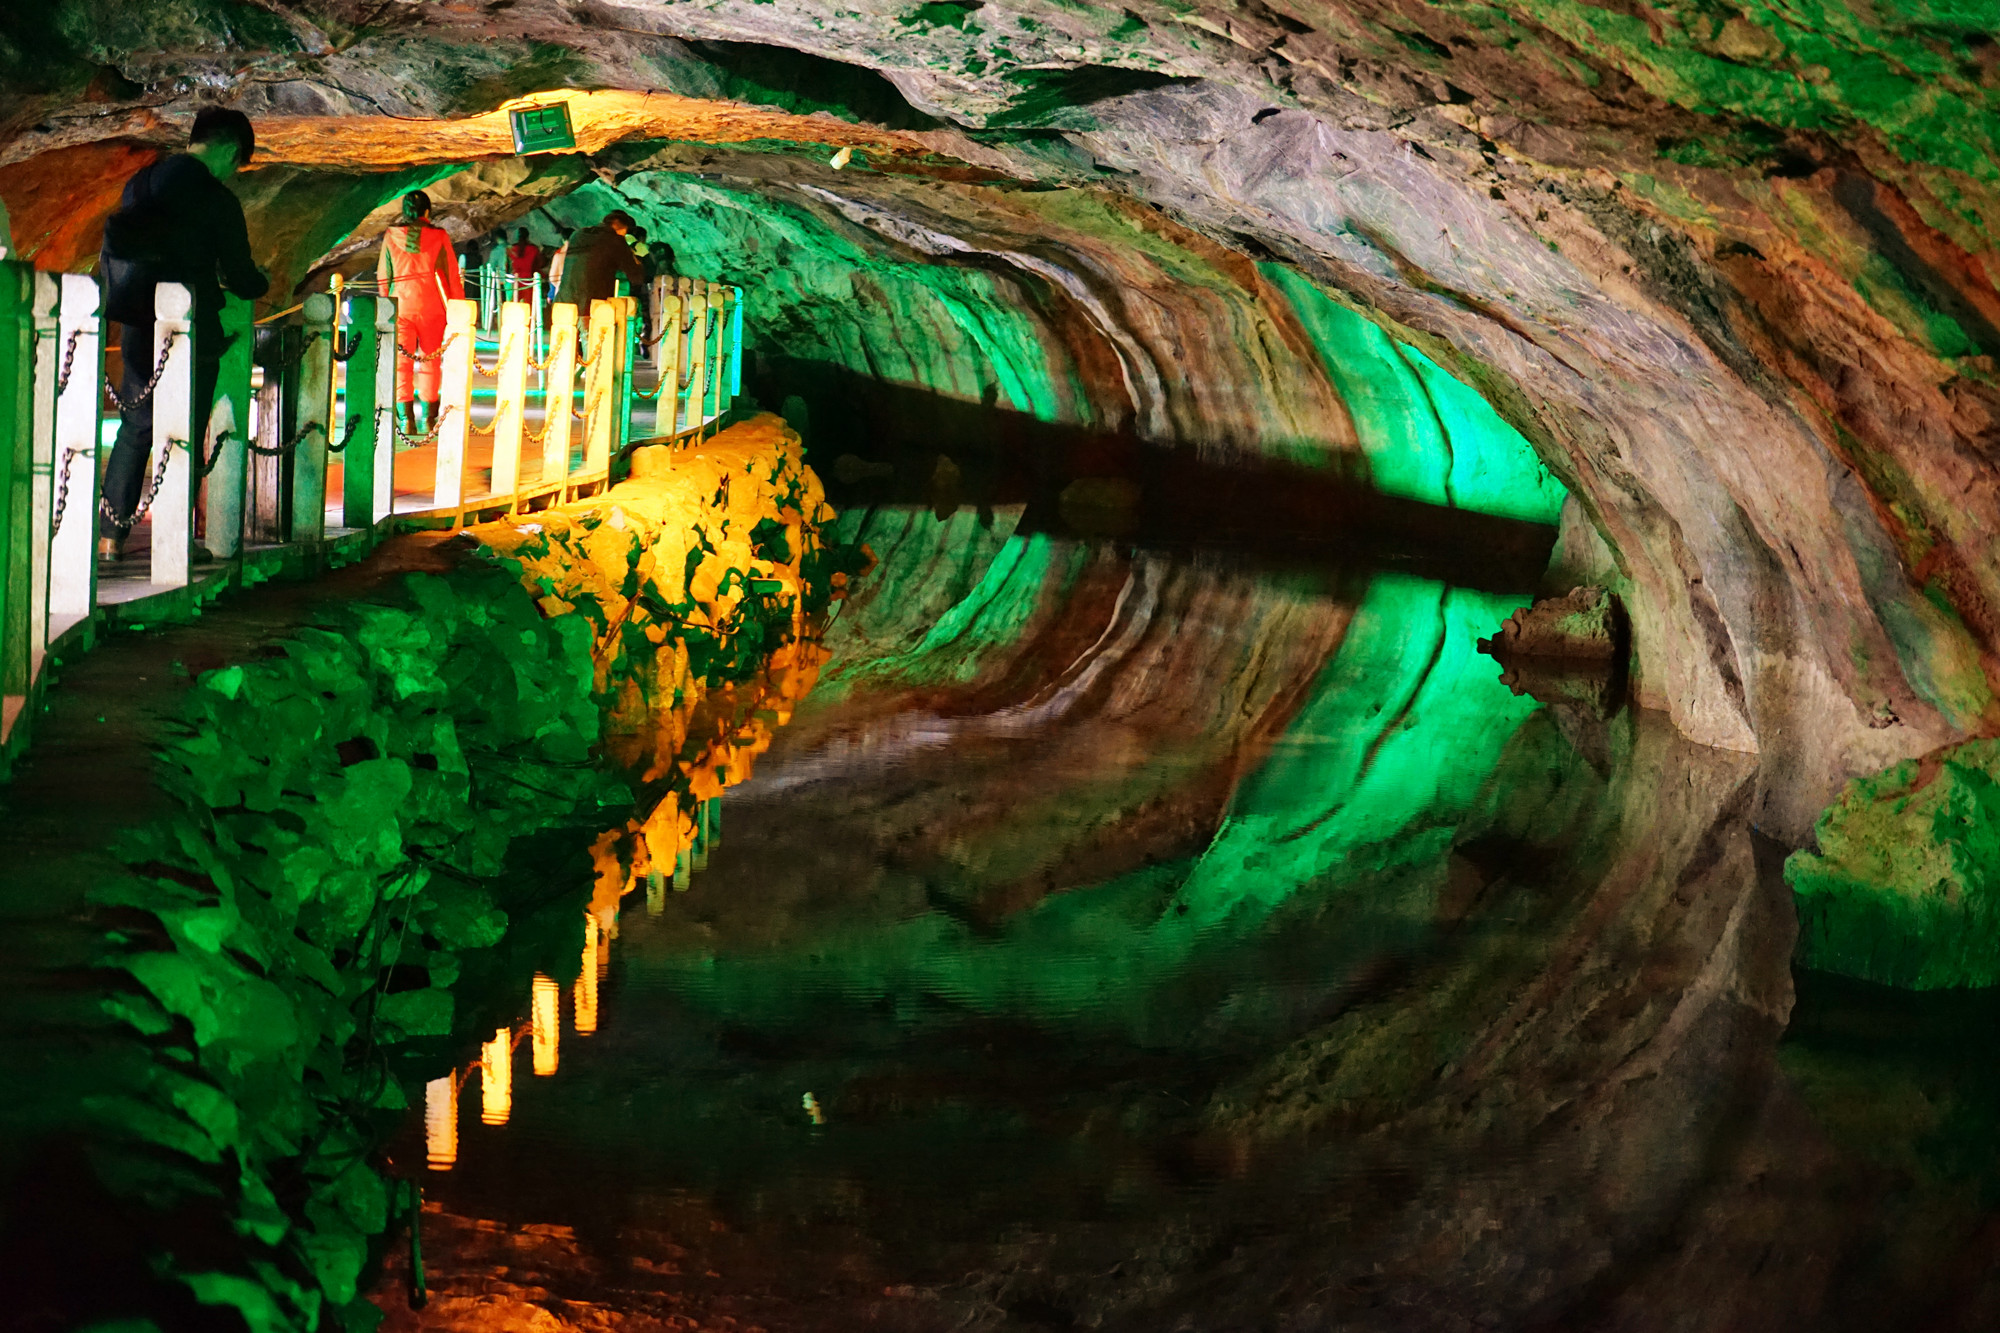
[28,273,57,668]
[50,275,103,633]
[0,261,33,699]
[208,294,254,558]
[290,294,336,543]
[407,1179,428,1309]
[342,293,380,531]
[614,275,635,454]
[728,289,743,402]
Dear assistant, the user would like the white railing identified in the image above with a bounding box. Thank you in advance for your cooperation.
[0,257,748,757]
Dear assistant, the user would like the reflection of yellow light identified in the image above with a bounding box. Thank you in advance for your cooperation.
[425,1076,458,1170]
[532,973,560,1076]
[480,1027,513,1125]
[575,914,600,1036]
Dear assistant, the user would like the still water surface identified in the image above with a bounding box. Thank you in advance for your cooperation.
[380,525,2000,1331]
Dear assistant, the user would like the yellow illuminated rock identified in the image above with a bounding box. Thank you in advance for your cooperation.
[472,410,849,922]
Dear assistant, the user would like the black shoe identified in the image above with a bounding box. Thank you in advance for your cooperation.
[192,544,215,565]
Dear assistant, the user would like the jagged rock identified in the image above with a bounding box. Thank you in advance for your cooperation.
[1788,738,2000,989]
[1479,586,1622,664]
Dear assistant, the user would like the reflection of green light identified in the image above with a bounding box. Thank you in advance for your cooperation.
[1263,265,1566,524]
[643,572,1541,1035]
[903,532,1060,678]
[1166,575,1544,934]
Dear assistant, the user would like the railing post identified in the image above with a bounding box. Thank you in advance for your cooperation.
[728,285,744,403]
[656,290,682,440]
[705,283,726,427]
[148,282,195,588]
[615,294,636,456]
[0,261,32,701]
[492,300,529,506]
[341,292,379,531]
[372,295,397,524]
[686,281,709,437]
[435,297,477,517]
[50,275,101,632]
[28,273,57,669]
[542,302,578,489]
[649,275,668,361]
[531,280,545,370]
[288,293,335,545]
[208,294,253,558]
[580,299,616,488]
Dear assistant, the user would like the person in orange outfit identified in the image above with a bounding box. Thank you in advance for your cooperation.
[375,190,462,437]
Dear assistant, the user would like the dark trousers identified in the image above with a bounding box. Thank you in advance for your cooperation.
[102,320,220,539]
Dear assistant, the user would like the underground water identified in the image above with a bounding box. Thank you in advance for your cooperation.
[4,5,2000,1329]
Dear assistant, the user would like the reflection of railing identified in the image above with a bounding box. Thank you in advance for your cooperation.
[0,259,748,762]
[421,637,827,1173]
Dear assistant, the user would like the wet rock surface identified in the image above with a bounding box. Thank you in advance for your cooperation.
[1479,585,1621,663]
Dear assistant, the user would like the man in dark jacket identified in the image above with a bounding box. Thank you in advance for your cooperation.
[552,209,648,310]
[98,106,270,557]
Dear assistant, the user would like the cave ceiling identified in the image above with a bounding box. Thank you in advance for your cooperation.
[1,1,1998,836]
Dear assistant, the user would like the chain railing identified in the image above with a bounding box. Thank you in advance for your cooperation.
[102,331,183,412]
[0,263,749,745]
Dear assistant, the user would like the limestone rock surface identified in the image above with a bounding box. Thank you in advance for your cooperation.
[1,0,1997,838]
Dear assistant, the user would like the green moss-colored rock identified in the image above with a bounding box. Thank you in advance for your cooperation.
[1789,740,2000,989]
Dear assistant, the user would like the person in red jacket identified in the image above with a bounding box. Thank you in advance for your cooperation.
[505,228,541,296]
[375,190,463,436]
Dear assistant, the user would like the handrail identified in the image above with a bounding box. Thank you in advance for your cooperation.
[0,257,750,761]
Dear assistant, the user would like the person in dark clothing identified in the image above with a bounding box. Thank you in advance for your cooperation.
[97,106,269,558]
[551,209,648,310]
[628,224,679,278]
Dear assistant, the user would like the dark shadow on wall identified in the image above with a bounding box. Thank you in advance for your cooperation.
[752,356,1559,596]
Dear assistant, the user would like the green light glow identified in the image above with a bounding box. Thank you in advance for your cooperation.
[1166,576,1547,934]
[546,176,1081,425]
[1263,265,1567,524]
[643,569,1542,1038]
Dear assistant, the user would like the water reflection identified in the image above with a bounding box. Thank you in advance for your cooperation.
[380,523,1985,1331]
[480,1028,512,1126]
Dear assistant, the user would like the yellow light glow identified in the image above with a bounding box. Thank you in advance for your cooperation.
[575,914,600,1036]
[480,1027,513,1125]
[532,973,560,1076]
[425,1075,458,1171]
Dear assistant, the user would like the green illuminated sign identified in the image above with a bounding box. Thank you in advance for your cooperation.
[510,103,577,155]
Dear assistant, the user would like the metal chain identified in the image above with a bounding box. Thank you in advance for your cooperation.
[401,331,459,366]
[49,444,90,534]
[201,429,233,478]
[50,329,86,396]
[103,332,182,412]
[101,435,181,530]
[325,413,365,455]
[245,420,323,458]
[469,330,518,379]
[393,404,453,447]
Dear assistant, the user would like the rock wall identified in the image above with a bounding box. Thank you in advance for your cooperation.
[3,0,1996,836]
